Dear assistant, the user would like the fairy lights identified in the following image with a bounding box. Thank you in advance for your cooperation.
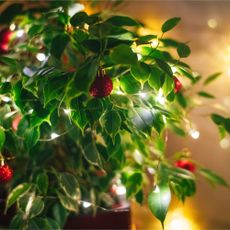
[16,29,24,38]
[207,19,217,29]
[82,201,92,208]
[36,53,46,62]
[64,108,71,115]
[9,23,16,31]
[50,133,60,140]
[156,89,166,105]
[189,129,200,139]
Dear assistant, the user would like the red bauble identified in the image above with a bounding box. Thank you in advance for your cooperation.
[0,164,13,183]
[0,28,13,54]
[175,159,195,172]
[173,77,182,93]
[90,74,113,98]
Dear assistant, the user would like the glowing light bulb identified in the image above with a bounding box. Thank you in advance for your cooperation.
[153,185,160,193]
[9,23,16,31]
[207,19,217,29]
[82,201,92,208]
[16,29,24,38]
[147,167,155,175]
[2,96,11,102]
[36,53,46,62]
[171,66,177,74]
[189,129,200,139]
[139,92,147,99]
[156,89,166,105]
[28,109,34,114]
[137,54,142,60]
[64,108,71,115]
[220,138,230,149]
[51,133,60,140]
[151,39,158,47]
[116,185,126,195]
[116,90,124,95]
[168,210,192,230]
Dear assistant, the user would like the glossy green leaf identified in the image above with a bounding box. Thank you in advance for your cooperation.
[51,34,70,59]
[162,75,174,96]
[36,172,49,195]
[5,183,31,212]
[100,110,121,138]
[70,11,88,26]
[110,94,133,109]
[177,43,191,58]
[198,91,215,99]
[111,44,137,65]
[148,184,171,227]
[211,114,230,133]
[106,15,139,26]
[86,99,104,122]
[161,17,181,33]
[10,214,25,229]
[155,58,173,76]
[59,172,81,200]
[24,127,40,150]
[120,74,141,94]
[56,191,79,212]
[204,72,221,85]
[126,172,143,197]
[199,168,228,187]
[18,194,44,219]
[0,126,5,150]
[148,66,164,90]
[131,62,151,82]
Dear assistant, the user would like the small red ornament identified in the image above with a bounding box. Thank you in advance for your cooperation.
[0,164,13,183]
[175,159,195,172]
[89,69,113,98]
[0,28,13,54]
[173,77,182,93]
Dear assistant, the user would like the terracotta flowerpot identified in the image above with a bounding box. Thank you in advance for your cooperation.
[64,208,131,230]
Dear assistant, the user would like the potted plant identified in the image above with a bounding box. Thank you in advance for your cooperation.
[0,1,228,229]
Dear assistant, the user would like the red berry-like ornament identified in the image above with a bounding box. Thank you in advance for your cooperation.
[173,77,182,93]
[0,164,13,183]
[89,69,113,98]
[175,159,195,172]
[0,28,13,54]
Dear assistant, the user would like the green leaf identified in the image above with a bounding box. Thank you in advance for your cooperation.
[204,72,221,85]
[148,66,164,90]
[72,99,88,132]
[0,126,5,150]
[70,11,88,26]
[155,59,173,76]
[10,214,25,229]
[111,44,137,65]
[198,91,215,99]
[28,25,43,37]
[131,62,151,82]
[82,133,102,167]
[211,114,230,133]
[86,99,104,122]
[199,168,228,187]
[148,183,171,227]
[177,43,191,58]
[161,17,181,33]
[18,194,44,219]
[162,75,174,96]
[36,172,49,195]
[5,183,31,212]
[176,92,187,108]
[51,34,70,59]
[130,107,154,134]
[126,172,143,197]
[59,172,81,200]
[120,74,141,94]
[45,218,61,230]
[106,15,140,27]
[24,127,40,150]
[56,191,79,212]
[100,110,121,138]
[110,94,133,109]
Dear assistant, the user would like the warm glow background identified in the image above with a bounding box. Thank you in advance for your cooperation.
[121,1,230,229]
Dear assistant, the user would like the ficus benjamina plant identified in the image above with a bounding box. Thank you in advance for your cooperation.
[0,1,229,229]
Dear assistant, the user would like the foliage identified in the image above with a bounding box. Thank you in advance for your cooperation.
[0,1,228,229]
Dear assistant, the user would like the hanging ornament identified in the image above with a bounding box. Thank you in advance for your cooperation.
[89,68,113,98]
[175,159,195,172]
[0,28,13,54]
[0,155,13,183]
[173,76,182,93]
